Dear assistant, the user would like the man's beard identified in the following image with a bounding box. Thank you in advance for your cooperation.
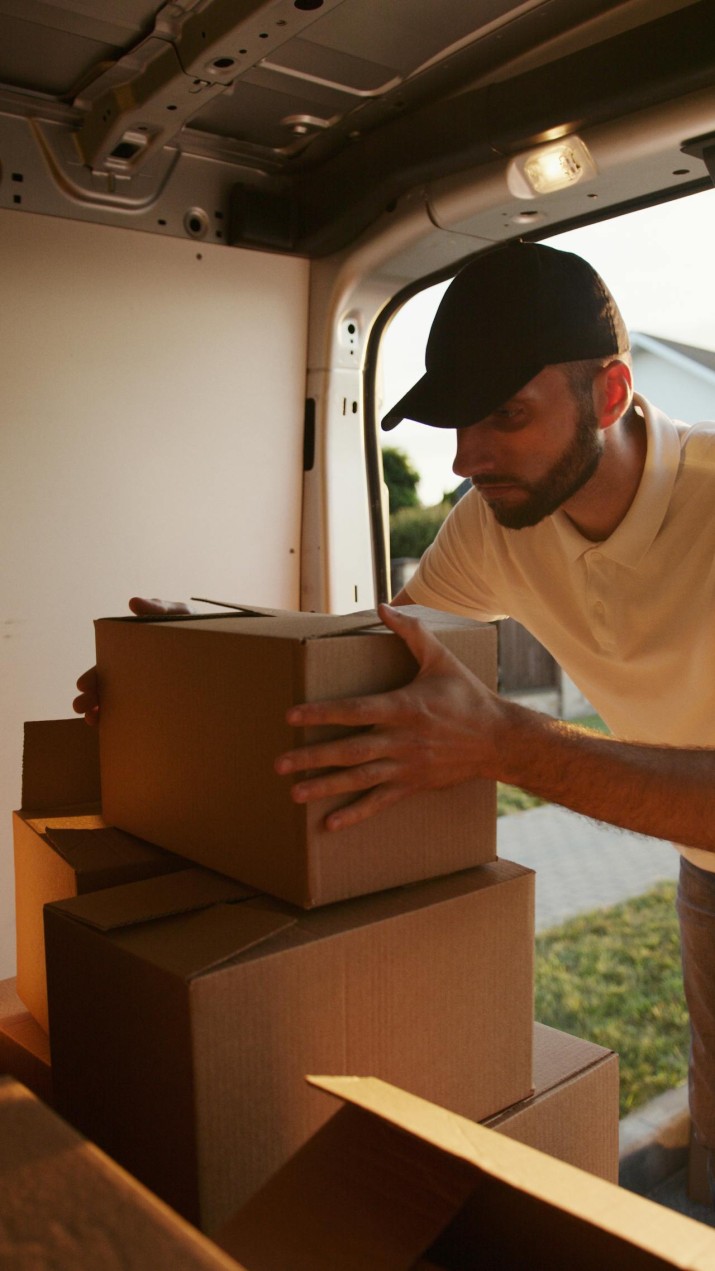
[473,407,603,530]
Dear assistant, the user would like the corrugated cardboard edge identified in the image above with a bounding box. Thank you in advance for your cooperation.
[489,1022,616,1117]
[303,1076,715,1265]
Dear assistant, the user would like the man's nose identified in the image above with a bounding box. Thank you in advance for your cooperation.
[452,423,489,477]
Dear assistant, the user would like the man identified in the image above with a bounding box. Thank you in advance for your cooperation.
[272,240,715,1185]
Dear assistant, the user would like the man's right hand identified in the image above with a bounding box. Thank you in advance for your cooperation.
[73,597,194,724]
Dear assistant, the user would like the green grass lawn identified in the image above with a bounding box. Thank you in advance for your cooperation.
[535,882,689,1117]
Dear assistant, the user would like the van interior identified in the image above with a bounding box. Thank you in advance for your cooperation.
[1,0,714,976]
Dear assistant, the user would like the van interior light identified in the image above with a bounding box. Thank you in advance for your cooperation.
[507,136,597,198]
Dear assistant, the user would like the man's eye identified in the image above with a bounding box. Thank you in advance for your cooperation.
[495,406,524,422]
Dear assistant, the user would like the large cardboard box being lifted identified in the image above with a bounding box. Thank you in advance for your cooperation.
[95,605,497,906]
[45,858,534,1234]
[13,719,184,1031]
[0,1078,243,1271]
[216,1075,715,1271]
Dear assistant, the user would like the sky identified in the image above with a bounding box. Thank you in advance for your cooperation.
[379,186,715,506]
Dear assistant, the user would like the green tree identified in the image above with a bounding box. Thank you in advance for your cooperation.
[381,446,421,515]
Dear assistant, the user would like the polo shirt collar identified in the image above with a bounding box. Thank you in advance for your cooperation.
[553,395,682,567]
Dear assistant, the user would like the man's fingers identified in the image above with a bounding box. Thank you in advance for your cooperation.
[324,782,406,832]
[75,666,97,693]
[72,689,99,725]
[286,690,402,730]
[128,597,194,617]
[378,603,456,675]
[73,666,99,724]
[73,699,99,725]
[288,759,397,804]
[276,728,386,775]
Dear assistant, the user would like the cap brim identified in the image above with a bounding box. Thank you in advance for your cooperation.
[381,373,466,431]
[381,364,541,432]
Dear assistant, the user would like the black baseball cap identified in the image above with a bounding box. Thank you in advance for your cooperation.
[381,241,630,430]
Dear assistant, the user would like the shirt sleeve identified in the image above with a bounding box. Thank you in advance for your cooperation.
[402,492,509,622]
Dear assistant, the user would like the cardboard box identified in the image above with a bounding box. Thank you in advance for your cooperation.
[95,605,497,906]
[486,1022,620,1182]
[215,1075,715,1271]
[45,858,534,1233]
[0,976,52,1107]
[14,719,184,1031]
[0,1078,244,1270]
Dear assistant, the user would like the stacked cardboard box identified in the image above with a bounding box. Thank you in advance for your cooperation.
[45,858,534,1231]
[13,718,184,1032]
[11,604,620,1254]
[37,605,540,1232]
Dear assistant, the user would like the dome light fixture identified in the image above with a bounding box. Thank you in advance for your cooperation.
[507,135,597,198]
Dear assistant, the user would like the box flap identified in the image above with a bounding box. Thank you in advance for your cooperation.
[50,867,256,932]
[135,900,299,980]
[190,599,485,640]
[215,1086,478,1271]
[96,608,385,641]
[190,600,387,640]
[303,1077,715,1267]
[190,598,282,616]
[20,719,100,812]
[44,826,183,878]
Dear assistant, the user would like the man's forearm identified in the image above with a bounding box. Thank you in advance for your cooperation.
[497,701,715,850]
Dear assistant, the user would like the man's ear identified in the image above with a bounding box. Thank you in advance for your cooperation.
[596,360,633,430]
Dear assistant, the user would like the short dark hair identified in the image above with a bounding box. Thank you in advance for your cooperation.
[560,355,634,415]
[560,358,607,407]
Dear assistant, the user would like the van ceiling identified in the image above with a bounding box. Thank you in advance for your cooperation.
[1,0,713,255]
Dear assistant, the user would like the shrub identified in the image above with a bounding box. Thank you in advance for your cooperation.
[382,446,421,514]
[389,500,450,559]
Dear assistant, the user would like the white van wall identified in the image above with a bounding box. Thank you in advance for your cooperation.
[0,210,309,977]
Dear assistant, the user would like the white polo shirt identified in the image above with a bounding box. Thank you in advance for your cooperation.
[406,396,715,870]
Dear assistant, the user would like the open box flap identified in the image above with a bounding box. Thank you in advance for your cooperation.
[191,600,386,640]
[130,899,298,981]
[190,598,286,617]
[191,598,488,638]
[44,825,183,876]
[47,868,298,977]
[49,867,257,932]
[95,607,384,641]
[302,1077,715,1267]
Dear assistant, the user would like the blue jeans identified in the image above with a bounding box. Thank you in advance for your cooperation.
[677,857,715,1200]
